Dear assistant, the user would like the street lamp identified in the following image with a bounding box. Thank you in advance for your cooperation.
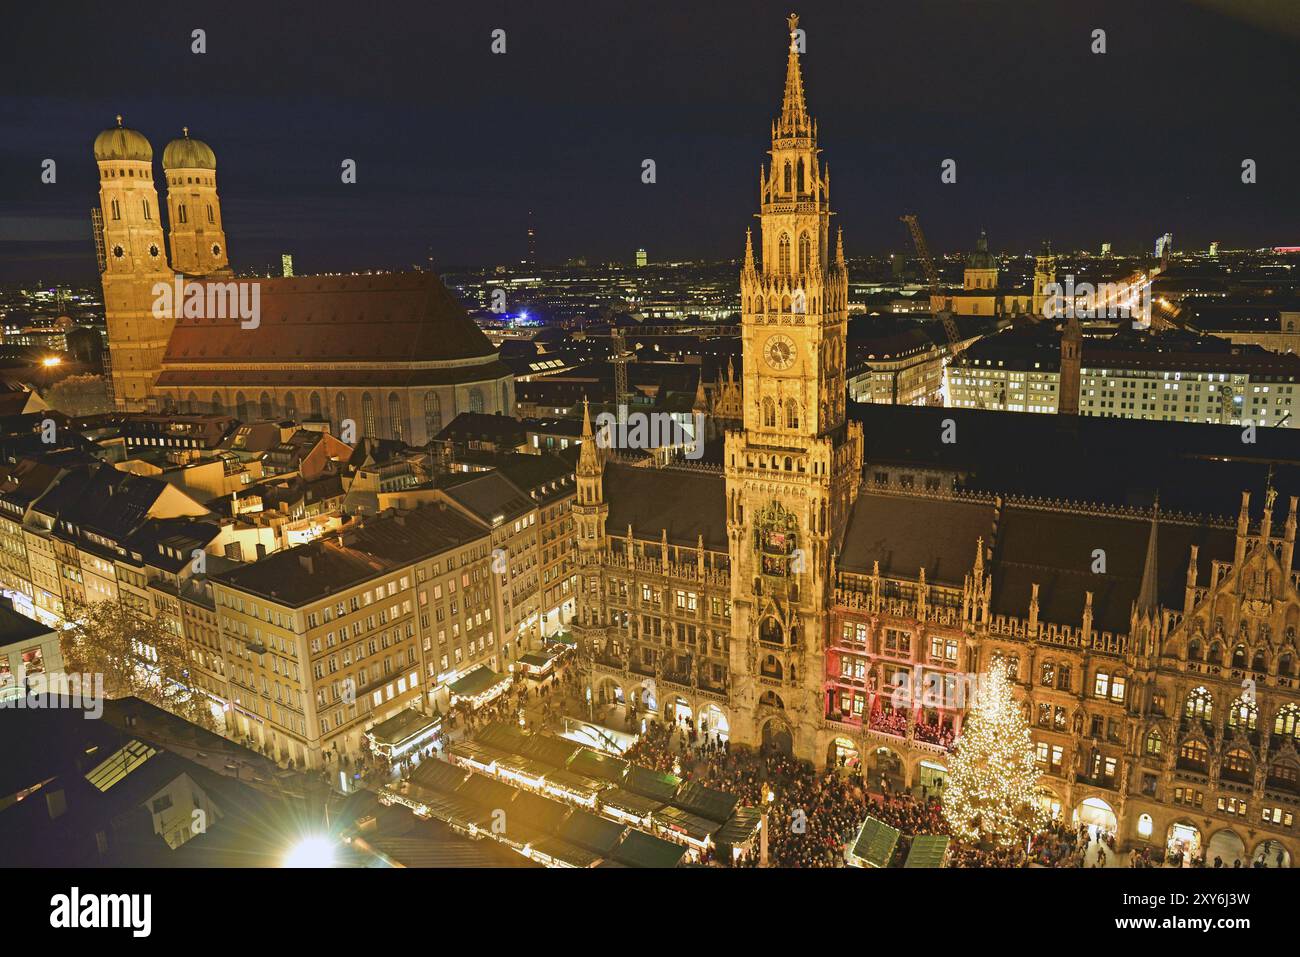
[282,835,335,868]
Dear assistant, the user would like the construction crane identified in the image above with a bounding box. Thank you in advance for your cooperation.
[611,327,635,411]
[900,214,961,352]
[900,214,967,406]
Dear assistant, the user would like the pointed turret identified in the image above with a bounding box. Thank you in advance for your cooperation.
[1136,497,1160,618]
[578,397,600,476]
[779,13,809,134]
[834,227,845,267]
[743,228,756,274]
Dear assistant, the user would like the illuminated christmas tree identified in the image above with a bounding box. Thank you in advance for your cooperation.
[942,660,1048,847]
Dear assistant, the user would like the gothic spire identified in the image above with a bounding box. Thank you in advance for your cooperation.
[1136,495,1160,617]
[779,13,809,134]
[578,397,600,475]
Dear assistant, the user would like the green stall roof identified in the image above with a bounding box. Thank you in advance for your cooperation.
[904,834,951,868]
[623,765,681,802]
[611,829,688,868]
[850,817,901,868]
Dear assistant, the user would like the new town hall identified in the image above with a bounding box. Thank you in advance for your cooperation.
[573,16,1300,865]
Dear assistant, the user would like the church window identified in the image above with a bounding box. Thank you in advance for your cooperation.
[783,161,792,194]
[259,392,273,420]
[283,392,297,421]
[785,399,799,429]
[235,392,248,419]
[1228,695,1257,730]
[142,200,150,220]
[309,392,322,419]
[110,199,120,220]
[424,392,442,437]
[336,393,349,429]
[207,204,215,224]
[778,233,791,277]
[388,393,406,441]
[468,388,485,414]
[762,397,776,428]
[178,204,188,224]
[796,158,805,194]
[798,232,811,274]
[210,392,223,415]
[1276,704,1300,739]
[1185,685,1213,722]
[362,393,377,437]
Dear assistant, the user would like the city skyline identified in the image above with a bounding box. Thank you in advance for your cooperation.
[2,0,1298,282]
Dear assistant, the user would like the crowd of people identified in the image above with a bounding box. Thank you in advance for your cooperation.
[624,720,962,867]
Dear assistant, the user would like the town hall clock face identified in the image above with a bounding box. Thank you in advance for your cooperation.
[764,334,795,370]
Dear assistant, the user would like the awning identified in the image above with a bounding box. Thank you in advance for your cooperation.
[714,807,763,850]
[849,817,901,868]
[566,747,629,785]
[529,836,600,868]
[611,829,687,868]
[477,722,529,755]
[449,665,510,701]
[558,809,626,855]
[652,805,722,844]
[904,834,951,868]
[366,708,442,756]
[600,787,665,821]
[543,768,610,803]
[671,781,739,825]
[623,766,681,803]
[520,733,581,769]
[409,758,469,794]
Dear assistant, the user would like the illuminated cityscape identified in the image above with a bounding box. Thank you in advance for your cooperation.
[0,1,1297,934]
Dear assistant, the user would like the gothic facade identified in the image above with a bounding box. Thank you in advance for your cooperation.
[572,17,1300,864]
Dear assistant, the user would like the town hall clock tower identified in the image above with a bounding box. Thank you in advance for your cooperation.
[725,15,863,757]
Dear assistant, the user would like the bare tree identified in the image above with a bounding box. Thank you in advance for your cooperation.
[59,597,217,731]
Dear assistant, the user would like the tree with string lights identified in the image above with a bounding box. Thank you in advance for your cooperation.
[942,659,1048,847]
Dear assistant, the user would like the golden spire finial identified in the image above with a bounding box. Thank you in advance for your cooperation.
[183,126,189,138]
[116,114,123,127]
[787,12,799,34]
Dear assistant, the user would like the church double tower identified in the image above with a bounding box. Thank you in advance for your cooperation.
[93,119,230,410]
[725,15,863,757]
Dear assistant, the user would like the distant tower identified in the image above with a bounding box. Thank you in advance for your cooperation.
[963,229,998,290]
[1032,241,1057,318]
[1100,242,1112,257]
[1059,314,1082,415]
[525,210,537,267]
[162,128,230,276]
[94,116,173,411]
[636,248,648,268]
[281,253,294,277]
[1209,241,1220,257]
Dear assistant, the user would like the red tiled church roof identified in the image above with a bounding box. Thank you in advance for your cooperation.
[161,272,497,366]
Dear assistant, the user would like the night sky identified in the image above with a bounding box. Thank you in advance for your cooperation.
[2,0,1297,282]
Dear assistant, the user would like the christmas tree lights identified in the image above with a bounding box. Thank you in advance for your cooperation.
[942,660,1049,847]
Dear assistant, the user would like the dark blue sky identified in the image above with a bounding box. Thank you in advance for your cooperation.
[2,0,1297,282]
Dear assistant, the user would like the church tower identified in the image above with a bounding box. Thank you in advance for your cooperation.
[725,15,864,759]
[162,128,231,276]
[1032,240,1057,318]
[94,117,174,411]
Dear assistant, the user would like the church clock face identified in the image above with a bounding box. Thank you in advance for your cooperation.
[764,334,795,371]
[211,243,222,256]
[149,244,160,259]
[112,244,124,259]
